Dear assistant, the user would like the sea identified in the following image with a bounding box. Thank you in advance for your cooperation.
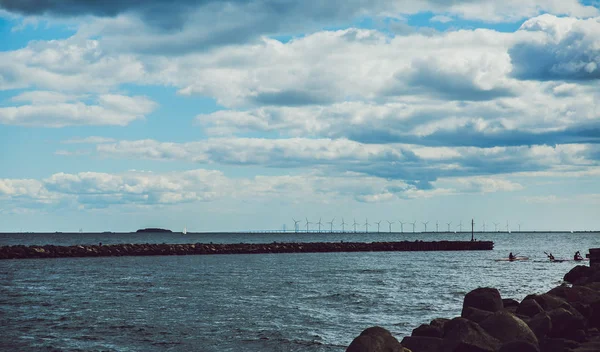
[1,231,598,351]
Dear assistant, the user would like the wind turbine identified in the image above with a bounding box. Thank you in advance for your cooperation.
[341,218,347,233]
[436,221,439,233]
[327,217,335,233]
[422,221,429,233]
[457,220,463,233]
[399,221,405,233]
[317,218,323,233]
[305,218,312,232]
[446,222,452,232]
[387,220,394,233]
[353,218,358,233]
[411,221,416,233]
[493,222,499,232]
[482,221,486,232]
[375,220,382,233]
[292,218,301,233]
[518,223,522,232]
[506,220,510,233]
[364,218,370,232]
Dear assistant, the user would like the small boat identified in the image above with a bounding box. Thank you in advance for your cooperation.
[496,256,528,262]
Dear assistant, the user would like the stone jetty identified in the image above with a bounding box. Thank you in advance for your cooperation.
[347,261,600,352]
[0,240,492,259]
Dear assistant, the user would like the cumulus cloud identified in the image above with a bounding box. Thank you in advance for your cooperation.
[510,14,600,80]
[0,93,157,127]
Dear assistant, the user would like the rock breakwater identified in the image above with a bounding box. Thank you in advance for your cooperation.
[347,263,600,352]
[0,240,493,259]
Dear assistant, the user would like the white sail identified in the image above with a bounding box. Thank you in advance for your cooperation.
[183,226,187,235]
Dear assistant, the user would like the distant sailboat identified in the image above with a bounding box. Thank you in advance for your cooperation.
[183,226,187,235]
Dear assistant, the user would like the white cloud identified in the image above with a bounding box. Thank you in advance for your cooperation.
[0,94,157,127]
[430,15,453,23]
[62,136,116,144]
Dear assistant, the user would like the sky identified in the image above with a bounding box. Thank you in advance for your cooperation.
[0,0,599,233]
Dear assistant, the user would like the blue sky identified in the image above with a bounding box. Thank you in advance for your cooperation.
[1,0,600,232]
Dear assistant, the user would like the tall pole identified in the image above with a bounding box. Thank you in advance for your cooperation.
[471,218,474,241]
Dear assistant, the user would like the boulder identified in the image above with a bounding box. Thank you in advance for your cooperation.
[430,318,449,329]
[462,288,503,316]
[412,324,443,338]
[442,317,501,352]
[526,312,552,340]
[517,298,545,318]
[546,308,587,340]
[462,307,494,324]
[564,266,592,284]
[526,294,572,311]
[347,326,406,352]
[539,338,580,352]
[502,298,520,309]
[547,285,600,306]
[499,340,540,352]
[479,311,538,346]
[401,336,443,352]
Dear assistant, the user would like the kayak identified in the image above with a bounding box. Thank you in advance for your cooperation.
[496,256,528,261]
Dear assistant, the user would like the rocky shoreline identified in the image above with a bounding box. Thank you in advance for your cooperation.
[0,240,492,259]
[347,264,600,352]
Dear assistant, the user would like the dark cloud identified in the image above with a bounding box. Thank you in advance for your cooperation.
[510,21,600,81]
[348,122,600,148]
[251,89,335,106]
[386,59,514,101]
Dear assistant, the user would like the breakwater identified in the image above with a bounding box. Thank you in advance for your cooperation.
[0,240,492,259]
[347,261,600,352]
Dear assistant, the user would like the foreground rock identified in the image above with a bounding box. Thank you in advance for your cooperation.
[347,264,600,352]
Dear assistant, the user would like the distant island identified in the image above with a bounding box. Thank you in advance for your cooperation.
[136,228,172,233]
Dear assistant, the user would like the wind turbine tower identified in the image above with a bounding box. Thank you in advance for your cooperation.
[436,221,439,232]
[353,218,358,233]
[411,221,416,233]
[493,222,499,232]
[292,218,300,233]
[341,218,347,233]
[457,220,463,233]
[518,223,522,232]
[506,220,509,233]
[446,222,452,232]
[364,218,370,233]
[399,221,405,233]
[305,218,311,232]
[327,217,335,233]
[375,220,382,233]
[317,218,323,233]
[482,221,486,232]
[422,221,429,233]
[387,220,394,233]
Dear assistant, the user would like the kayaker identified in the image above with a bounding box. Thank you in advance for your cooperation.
[574,251,583,261]
[547,253,555,261]
[509,252,515,260]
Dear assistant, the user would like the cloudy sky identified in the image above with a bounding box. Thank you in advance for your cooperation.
[1,0,599,232]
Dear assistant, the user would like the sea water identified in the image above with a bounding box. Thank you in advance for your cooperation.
[1,231,598,351]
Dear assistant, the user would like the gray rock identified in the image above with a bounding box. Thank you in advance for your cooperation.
[479,311,538,346]
[539,338,580,352]
[401,336,443,352]
[443,317,501,352]
[412,324,443,338]
[499,340,540,352]
[462,288,503,316]
[462,307,494,324]
[546,308,587,340]
[564,266,592,285]
[527,312,552,340]
[347,326,405,352]
[517,298,545,318]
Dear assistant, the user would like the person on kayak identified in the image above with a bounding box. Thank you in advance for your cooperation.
[547,253,555,261]
[574,251,583,261]
[509,252,515,260]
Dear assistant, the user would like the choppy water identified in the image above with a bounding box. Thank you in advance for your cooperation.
[1,231,598,351]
